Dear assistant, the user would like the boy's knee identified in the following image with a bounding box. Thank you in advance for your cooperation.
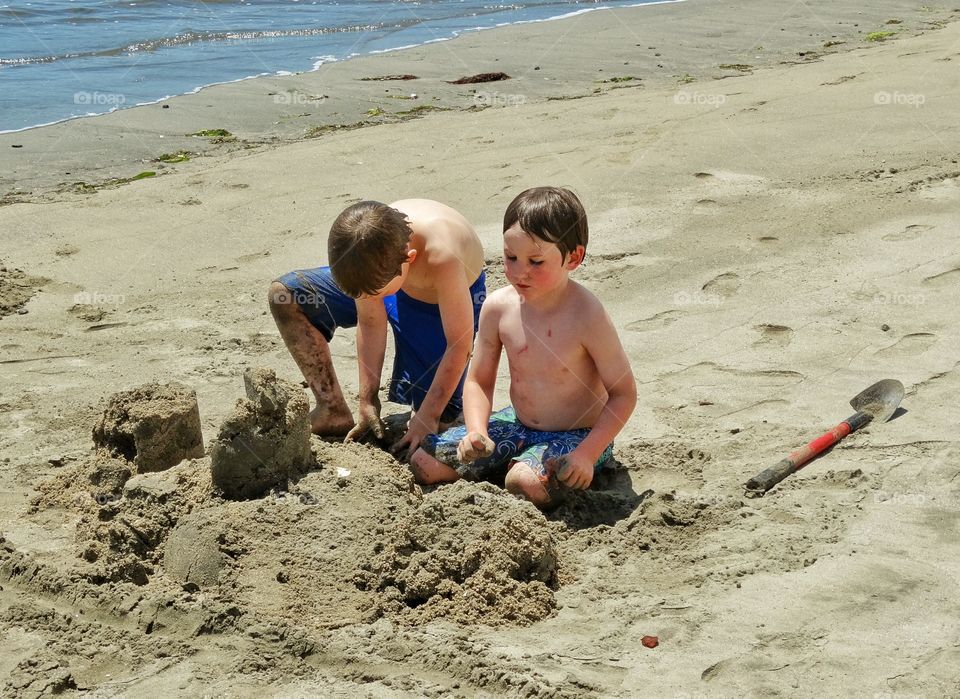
[505,463,551,508]
[409,448,460,485]
[268,281,294,308]
[269,282,303,324]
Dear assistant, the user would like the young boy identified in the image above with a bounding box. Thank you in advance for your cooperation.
[409,187,637,508]
[269,199,486,459]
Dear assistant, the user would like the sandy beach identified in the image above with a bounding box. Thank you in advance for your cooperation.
[2,0,960,696]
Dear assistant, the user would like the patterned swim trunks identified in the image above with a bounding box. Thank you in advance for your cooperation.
[420,406,613,483]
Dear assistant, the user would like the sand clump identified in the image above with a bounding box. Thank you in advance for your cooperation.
[210,367,312,499]
[30,450,133,513]
[92,382,204,473]
[0,265,45,318]
[356,480,559,626]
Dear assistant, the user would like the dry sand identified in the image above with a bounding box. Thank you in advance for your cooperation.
[2,1,960,696]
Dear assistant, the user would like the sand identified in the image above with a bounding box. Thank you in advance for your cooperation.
[2,0,960,696]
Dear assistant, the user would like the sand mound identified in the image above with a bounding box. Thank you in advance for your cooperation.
[30,450,133,513]
[92,382,204,473]
[75,457,215,585]
[163,509,234,589]
[0,264,45,318]
[356,481,559,626]
[210,367,312,499]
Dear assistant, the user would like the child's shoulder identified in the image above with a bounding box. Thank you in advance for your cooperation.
[565,281,610,323]
[485,285,520,309]
[567,279,603,307]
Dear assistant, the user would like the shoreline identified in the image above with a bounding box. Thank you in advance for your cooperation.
[2,0,955,198]
[0,1,687,137]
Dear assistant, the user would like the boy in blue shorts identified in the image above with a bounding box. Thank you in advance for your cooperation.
[269,199,486,459]
[409,187,637,508]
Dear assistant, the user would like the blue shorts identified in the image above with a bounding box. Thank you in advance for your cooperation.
[275,266,486,423]
[420,406,614,482]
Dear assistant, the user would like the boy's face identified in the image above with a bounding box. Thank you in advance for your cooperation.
[503,223,583,301]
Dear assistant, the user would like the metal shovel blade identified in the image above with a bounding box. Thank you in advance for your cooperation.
[849,379,904,423]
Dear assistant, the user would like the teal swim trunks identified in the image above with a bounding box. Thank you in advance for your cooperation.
[420,406,613,482]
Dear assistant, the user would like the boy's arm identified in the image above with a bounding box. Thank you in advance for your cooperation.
[457,296,502,462]
[462,296,502,434]
[346,296,389,442]
[392,258,476,459]
[560,305,637,489]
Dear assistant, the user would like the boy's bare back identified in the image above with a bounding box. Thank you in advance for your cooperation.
[476,281,626,432]
[389,199,484,303]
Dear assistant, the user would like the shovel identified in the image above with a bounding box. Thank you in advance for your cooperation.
[744,379,904,497]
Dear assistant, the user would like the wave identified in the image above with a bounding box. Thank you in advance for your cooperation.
[0,22,416,67]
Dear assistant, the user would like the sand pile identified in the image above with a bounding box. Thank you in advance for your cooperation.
[74,458,215,586]
[0,264,45,318]
[356,480,559,626]
[210,367,312,499]
[93,382,204,473]
[29,382,214,585]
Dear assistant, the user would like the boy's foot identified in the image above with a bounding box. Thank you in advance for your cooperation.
[309,404,355,437]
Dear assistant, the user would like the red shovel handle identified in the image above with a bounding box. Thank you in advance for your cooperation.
[786,422,851,467]
[745,411,871,495]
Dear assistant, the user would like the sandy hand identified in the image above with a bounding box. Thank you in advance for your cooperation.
[345,402,386,443]
[457,432,495,463]
[548,454,592,490]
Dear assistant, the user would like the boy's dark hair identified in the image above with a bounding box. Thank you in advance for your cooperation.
[328,201,412,297]
[502,186,588,261]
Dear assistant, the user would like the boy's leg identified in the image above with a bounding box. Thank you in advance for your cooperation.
[410,407,523,485]
[505,433,614,509]
[504,461,552,508]
[268,270,357,436]
[409,448,460,484]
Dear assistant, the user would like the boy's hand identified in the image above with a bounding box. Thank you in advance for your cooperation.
[550,451,595,490]
[457,432,495,464]
[391,412,438,463]
[345,400,386,443]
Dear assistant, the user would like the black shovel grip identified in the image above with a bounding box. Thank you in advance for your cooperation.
[745,458,796,495]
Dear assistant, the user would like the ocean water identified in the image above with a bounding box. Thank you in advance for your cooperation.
[0,0,676,133]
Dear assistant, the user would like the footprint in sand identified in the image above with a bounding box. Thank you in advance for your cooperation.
[882,224,934,242]
[236,250,272,264]
[702,272,740,298]
[876,332,937,357]
[753,324,794,348]
[922,267,960,287]
[627,309,684,332]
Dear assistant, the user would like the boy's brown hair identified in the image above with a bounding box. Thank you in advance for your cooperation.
[328,201,412,297]
[502,186,589,261]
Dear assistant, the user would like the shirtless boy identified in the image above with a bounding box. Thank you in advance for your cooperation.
[409,187,637,508]
[269,199,485,458]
